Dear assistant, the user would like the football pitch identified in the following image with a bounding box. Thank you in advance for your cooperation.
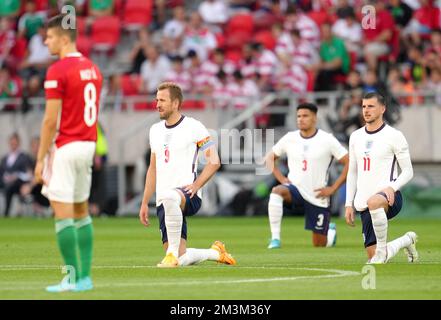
[0,216,440,300]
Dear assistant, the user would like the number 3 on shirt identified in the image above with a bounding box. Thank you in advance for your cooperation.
[363,157,371,171]
[302,159,307,171]
[84,82,97,127]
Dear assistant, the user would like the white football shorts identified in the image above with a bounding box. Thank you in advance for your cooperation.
[42,141,96,203]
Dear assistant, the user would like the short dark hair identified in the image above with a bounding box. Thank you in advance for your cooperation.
[297,102,318,114]
[47,14,77,41]
[363,92,386,106]
[157,82,183,108]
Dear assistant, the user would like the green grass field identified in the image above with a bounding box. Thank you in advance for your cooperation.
[0,216,440,300]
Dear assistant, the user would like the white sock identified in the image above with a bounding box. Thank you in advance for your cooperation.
[268,193,284,240]
[370,208,388,255]
[178,248,220,266]
[386,234,413,261]
[163,190,183,258]
[326,228,336,247]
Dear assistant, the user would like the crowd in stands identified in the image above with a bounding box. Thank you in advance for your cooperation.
[0,0,441,116]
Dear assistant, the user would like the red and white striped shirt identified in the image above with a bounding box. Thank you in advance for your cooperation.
[275,63,308,93]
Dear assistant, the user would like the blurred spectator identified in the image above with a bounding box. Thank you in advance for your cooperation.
[314,23,350,91]
[0,17,16,68]
[275,28,319,70]
[425,29,441,57]
[185,49,217,94]
[212,48,236,76]
[162,6,187,57]
[89,0,114,18]
[100,74,123,111]
[389,75,421,106]
[250,41,278,91]
[212,69,234,108]
[284,5,320,48]
[198,0,229,30]
[180,12,217,61]
[0,66,21,110]
[362,68,387,95]
[274,60,308,94]
[422,67,441,106]
[362,0,395,71]
[229,70,259,109]
[239,43,257,80]
[90,122,109,216]
[403,0,440,46]
[139,45,171,94]
[229,0,257,12]
[128,28,152,74]
[253,0,285,29]
[388,0,413,29]
[18,25,54,98]
[407,44,425,85]
[18,0,46,41]
[332,7,362,54]
[0,133,32,217]
[164,56,192,92]
[18,136,50,216]
[0,0,21,18]
[335,0,352,18]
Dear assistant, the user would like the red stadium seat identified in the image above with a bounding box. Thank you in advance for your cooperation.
[76,16,87,36]
[225,49,242,63]
[226,13,253,35]
[253,30,276,51]
[123,0,153,31]
[225,31,252,50]
[77,36,93,57]
[91,16,121,51]
[120,74,153,110]
[181,100,205,110]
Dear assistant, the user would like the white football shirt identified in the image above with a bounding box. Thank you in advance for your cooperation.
[345,123,413,211]
[149,116,214,206]
[272,129,348,208]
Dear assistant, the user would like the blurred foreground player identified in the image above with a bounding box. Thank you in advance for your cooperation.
[139,82,236,267]
[266,103,349,249]
[34,14,102,291]
[345,92,418,264]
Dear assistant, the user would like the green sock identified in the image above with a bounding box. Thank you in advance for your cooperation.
[75,216,94,279]
[55,219,79,282]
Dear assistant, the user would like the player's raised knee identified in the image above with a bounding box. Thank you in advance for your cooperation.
[162,189,183,207]
[367,195,387,210]
[272,185,287,196]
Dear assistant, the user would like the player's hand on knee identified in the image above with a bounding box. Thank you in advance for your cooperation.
[139,204,150,227]
[281,177,291,185]
[314,186,336,198]
[345,206,355,227]
[183,183,200,198]
[381,187,395,206]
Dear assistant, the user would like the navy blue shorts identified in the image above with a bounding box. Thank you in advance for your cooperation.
[284,184,331,235]
[359,191,403,248]
[156,188,202,244]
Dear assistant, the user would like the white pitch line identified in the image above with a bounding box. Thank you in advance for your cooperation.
[0,267,361,291]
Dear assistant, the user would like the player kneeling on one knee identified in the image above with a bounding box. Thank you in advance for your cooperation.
[266,103,349,249]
